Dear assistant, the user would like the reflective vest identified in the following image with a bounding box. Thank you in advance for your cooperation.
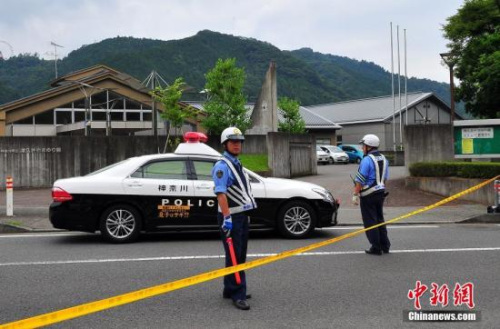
[360,153,388,197]
[218,157,257,214]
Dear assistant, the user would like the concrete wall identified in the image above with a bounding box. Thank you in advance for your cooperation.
[340,122,388,149]
[205,135,267,155]
[0,136,166,188]
[404,125,454,170]
[384,120,404,151]
[267,132,316,178]
[311,129,338,146]
[406,176,495,205]
[0,135,269,188]
[8,124,57,136]
[247,61,278,134]
[383,151,405,166]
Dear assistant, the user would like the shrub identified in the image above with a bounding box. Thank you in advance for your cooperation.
[409,162,500,179]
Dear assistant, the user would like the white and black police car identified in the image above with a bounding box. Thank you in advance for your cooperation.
[50,133,340,243]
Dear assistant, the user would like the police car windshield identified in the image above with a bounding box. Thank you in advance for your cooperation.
[85,159,129,176]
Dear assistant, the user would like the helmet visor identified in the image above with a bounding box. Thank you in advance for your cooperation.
[226,134,245,141]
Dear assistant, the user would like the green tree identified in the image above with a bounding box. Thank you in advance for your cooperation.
[443,0,500,118]
[151,77,195,152]
[201,58,251,135]
[278,97,306,133]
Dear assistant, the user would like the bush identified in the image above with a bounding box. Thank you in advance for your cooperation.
[409,162,500,179]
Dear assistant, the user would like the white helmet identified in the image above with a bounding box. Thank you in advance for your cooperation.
[359,134,380,147]
[221,127,245,144]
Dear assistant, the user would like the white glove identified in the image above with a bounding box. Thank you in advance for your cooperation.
[352,194,360,206]
[222,215,232,237]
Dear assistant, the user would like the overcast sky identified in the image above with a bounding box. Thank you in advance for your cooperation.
[0,0,464,83]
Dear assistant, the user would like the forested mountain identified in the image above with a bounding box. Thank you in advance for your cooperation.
[0,30,458,114]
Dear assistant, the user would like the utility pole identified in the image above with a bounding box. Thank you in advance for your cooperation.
[50,42,63,79]
[390,22,396,152]
[440,52,456,153]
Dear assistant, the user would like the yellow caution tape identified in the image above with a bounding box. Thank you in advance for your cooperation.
[2,175,498,329]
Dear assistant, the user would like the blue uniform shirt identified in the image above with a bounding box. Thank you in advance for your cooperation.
[355,150,389,187]
[212,151,242,194]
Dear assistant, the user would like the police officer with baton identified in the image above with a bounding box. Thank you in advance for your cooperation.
[212,127,257,310]
[352,134,391,255]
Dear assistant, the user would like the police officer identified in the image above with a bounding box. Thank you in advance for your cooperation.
[352,134,391,255]
[212,127,257,310]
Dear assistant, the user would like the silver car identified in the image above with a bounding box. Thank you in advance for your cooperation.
[316,146,330,165]
[319,145,350,164]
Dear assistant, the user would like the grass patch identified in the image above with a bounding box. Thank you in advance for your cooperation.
[239,154,269,172]
[5,220,23,227]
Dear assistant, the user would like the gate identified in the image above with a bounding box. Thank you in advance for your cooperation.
[267,132,317,178]
[290,142,313,177]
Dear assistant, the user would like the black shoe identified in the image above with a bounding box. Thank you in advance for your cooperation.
[223,293,252,299]
[382,249,390,254]
[233,299,250,310]
[365,248,382,255]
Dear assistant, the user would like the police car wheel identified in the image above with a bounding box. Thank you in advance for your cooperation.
[99,204,142,243]
[277,201,316,239]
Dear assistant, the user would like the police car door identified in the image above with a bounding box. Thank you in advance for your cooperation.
[123,158,195,229]
[189,159,218,225]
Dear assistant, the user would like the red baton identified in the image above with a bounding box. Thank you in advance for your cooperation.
[226,237,241,285]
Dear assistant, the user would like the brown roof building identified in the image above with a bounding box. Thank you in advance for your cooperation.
[0,65,203,136]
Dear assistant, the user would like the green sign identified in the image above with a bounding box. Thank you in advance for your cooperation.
[454,120,500,158]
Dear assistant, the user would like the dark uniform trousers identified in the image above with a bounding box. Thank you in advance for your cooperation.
[360,191,391,252]
[217,212,249,301]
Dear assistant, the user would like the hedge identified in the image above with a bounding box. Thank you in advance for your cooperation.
[409,162,500,179]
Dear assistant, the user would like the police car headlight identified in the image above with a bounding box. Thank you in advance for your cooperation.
[312,188,335,204]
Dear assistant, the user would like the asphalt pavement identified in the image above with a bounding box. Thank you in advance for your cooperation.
[1,225,499,327]
[0,164,496,233]
[1,163,498,328]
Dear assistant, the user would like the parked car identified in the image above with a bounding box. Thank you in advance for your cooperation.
[319,145,349,164]
[50,133,340,243]
[338,144,364,163]
[316,146,330,165]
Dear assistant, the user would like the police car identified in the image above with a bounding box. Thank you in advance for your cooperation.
[50,133,339,243]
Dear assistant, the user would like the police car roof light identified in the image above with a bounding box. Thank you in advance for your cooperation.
[184,132,208,143]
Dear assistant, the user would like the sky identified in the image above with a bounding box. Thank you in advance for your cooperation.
[0,0,465,83]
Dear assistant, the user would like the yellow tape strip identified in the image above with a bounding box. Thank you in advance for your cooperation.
[2,175,498,329]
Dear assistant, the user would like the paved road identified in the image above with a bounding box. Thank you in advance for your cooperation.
[300,163,475,208]
[1,224,498,328]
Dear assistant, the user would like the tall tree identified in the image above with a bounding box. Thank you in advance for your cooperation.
[201,58,251,135]
[278,97,306,133]
[151,77,195,152]
[443,0,500,118]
